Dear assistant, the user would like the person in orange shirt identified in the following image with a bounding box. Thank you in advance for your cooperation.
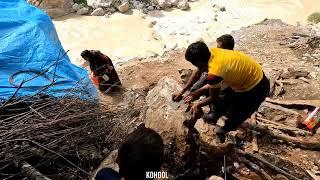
[179,41,270,143]
[81,50,121,93]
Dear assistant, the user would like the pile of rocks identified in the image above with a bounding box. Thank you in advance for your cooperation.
[73,0,191,17]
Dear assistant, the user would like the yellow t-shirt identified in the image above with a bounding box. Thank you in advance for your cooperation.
[208,48,263,92]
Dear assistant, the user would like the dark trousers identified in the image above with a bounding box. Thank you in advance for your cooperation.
[209,73,270,131]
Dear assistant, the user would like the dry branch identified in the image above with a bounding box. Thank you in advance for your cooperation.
[261,102,301,115]
[256,117,312,136]
[237,150,300,180]
[19,161,51,180]
[266,98,320,109]
[243,122,320,150]
[239,157,273,180]
[250,113,259,152]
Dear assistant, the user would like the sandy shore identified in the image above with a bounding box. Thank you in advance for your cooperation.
[53,0,320,66]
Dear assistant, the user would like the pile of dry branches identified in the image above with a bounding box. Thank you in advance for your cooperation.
[0,95,129,179]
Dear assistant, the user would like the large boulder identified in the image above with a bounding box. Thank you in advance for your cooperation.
[28,0,74,18]
[145,77,236,172]
[145,77,194,167]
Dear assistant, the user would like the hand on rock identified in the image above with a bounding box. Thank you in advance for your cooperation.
[190,103,199,114]
[172,91,183,102]
[183,93,196,103]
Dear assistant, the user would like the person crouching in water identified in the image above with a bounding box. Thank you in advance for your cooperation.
[181,41,270,143]
[81,50,121,93]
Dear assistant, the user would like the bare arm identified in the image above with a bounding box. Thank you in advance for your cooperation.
[173,67,203,101]
[197,86,220,107]
[181,68,202,93]
[190,74,223,113]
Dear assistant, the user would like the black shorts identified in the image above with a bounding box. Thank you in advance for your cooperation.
[211,73,270,131]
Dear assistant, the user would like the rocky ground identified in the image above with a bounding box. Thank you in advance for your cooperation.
[94,19,320,179]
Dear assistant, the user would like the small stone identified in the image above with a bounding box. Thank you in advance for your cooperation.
[107,7,116,13]
[220,6,226,12]
[117,1,130,13]
[151,20,157,25]
[233,162,240,170]
[157,0,170,8]
[147,5,154,11]
[72,3,81,12]
[177,0,189,10]
[214,17,218,21]
[87,0,114,8]
[77,7,89,15]
[146,50,158,58]
[240,167,250,175]
[169,0,178,6]
[136,3,144,9]
[104,14,110,19]
[91,7,105,16]
[165,42,177,50]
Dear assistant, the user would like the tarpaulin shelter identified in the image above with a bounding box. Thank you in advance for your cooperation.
[0,0,98,101]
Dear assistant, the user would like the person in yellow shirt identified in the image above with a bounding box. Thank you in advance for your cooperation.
[181,41,270,143]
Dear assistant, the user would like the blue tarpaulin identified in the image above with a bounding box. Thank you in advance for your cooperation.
[0,0,98,101]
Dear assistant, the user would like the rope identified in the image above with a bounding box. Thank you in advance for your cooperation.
[9,70,56,89]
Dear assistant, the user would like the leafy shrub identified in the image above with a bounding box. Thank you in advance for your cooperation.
[307,12,320,24]
[74,0,87,6]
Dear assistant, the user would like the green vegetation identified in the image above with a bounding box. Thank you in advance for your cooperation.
[307,12,320,24]
[74,0,87,6]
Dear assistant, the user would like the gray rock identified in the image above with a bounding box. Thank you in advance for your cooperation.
[77,7,89,15]
[155,0,170,9]
[177,0,189,10]
[170,0,179,6]
[220,6,226,12]
[91,7,105,16]
[117,1,130,13]
[165,42,177,50]
[145,77,191,166]
[87,0,114,8]
[147,5,154,11]
[72,3,81,12]
[178,69,193,84]
[136,3,144,9]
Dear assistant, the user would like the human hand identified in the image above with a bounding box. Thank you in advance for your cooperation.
[190,103,199,114]
[183,93,196,103]
[172,91,183,102]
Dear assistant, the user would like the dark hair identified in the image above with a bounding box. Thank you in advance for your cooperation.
[216,34,235,50]
[80,49,94,60]
[118,125,164,180]
[185,41,211,67]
